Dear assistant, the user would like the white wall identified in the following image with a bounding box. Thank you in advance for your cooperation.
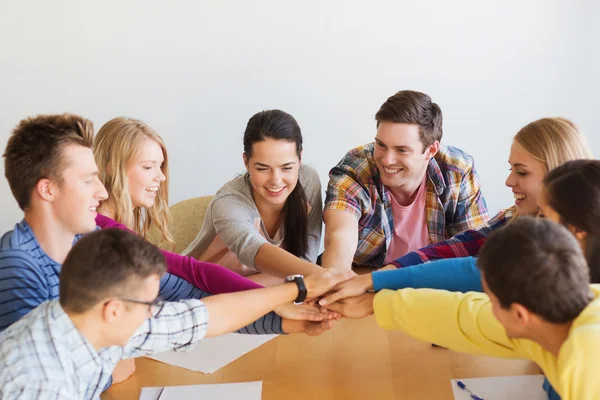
[1,0,598,232]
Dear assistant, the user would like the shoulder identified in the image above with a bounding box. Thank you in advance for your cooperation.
[435,145,476,174]
[334,143,375,170]
[0,224,43,276]
[299,164,322,199]
[210,175,259,216]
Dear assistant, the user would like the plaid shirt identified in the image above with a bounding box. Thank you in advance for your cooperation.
[389,208,515,268]
[325,143,489,267]
[0,299,208,400]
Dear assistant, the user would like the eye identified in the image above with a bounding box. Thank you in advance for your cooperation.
[516,172,528,177]
[283,167,293,171]
[376,142,385,149]
[257,168,268,172]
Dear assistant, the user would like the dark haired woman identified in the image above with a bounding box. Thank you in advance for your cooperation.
[184,110,323,285]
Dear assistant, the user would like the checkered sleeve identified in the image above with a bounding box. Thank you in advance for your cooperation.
[389,210,512,268]
[450,162,489,235]
[324,158,370,220]
[122,299,209,359]
[1,381,76,400]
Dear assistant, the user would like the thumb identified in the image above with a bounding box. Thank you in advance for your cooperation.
[318,289,348,306]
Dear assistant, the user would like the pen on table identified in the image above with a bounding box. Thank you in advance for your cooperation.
[456,380,485,400]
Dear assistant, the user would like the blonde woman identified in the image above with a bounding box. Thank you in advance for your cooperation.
[320,117,593,305]
[93,117,337,334]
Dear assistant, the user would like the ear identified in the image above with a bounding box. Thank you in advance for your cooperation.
[243,153,249,170]
[35,178,56,203]
[424,141,440,159]
[570,225,588,242]
[102,299,123,323]
[511,303,532,326]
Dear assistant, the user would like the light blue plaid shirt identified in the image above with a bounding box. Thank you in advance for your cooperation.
[0,299,208,399]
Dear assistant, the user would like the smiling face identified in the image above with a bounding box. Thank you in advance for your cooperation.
[244,138,300,209]
[504,141,547,215]
[373,122,438,195]
[126,137,166,209]
[51,144,109,234]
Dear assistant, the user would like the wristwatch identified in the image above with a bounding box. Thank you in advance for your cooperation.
[285,274,307,305]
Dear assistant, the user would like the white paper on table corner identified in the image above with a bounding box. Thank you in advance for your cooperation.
[139,381,263,400]
[147,332,277,374]
[451,375,547,400]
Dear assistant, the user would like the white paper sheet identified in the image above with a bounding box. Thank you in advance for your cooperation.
[147,333,277,374]
[139,381,262,400]
[451,375,547,400]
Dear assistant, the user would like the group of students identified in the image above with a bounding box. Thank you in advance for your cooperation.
[0,89,598,399]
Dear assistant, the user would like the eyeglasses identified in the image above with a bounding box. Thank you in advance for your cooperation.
[119,296,165,318]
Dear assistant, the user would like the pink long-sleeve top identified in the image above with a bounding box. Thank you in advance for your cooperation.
[95,214,263,294]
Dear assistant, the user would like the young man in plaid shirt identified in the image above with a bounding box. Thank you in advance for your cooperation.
[321,90,489,269]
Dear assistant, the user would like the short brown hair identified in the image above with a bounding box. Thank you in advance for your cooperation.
[478,217,592,324]
[375,90,443,150]
[3,114,95,210]
[59,229,167,313]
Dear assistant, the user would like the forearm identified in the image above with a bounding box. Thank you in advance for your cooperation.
[202,284,298,337]
[163,250,263,293]
[373,288,518,358]
[372,257,482,292]
[321,233,356,270]
[254,244,322,278]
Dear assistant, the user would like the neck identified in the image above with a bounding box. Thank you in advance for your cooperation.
[388,177,425,206]
[66,308,108,351]
[529,321,573,357]
[24,209,75,264]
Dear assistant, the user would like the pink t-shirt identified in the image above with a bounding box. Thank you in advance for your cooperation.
[384,178,431,264]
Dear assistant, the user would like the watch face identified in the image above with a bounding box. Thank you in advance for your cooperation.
[285,274,304,282]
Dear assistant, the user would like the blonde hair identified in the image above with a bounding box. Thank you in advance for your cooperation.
[94,117,175,247]
[514,117,593,171]
[505,117,593,220]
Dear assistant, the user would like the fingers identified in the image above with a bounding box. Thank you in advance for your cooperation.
[318,288,350,306]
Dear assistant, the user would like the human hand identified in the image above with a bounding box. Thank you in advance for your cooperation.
[111,359,136,385]
[321,293,376,319]
[274,301,341,321]
[303,269,355,300]
[318,273,373,306]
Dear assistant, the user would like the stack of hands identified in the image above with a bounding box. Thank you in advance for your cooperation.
[273,270,378,336]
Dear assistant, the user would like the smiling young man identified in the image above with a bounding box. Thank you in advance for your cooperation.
[321,90,489,269]
[324,217,600,399]
[0,228,352,399]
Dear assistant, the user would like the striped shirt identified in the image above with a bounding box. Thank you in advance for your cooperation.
[325,143,489,267]
[0,220,282,335]
[0,299,208,400]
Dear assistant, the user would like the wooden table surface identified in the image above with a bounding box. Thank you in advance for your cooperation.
[101,315,539,400]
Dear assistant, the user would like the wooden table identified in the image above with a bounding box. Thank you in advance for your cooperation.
[101,315,539,400]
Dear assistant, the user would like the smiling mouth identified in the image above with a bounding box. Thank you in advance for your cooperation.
[514,193,525,200]
[146,187,159,193]
[382,167,402,174]
[266,187,285,194]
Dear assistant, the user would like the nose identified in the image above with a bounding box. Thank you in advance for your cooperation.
[155,168,166,182]
[270,169,282,185]
[381,149,397,166]
[505,170,517,188]
[96,179,109,201]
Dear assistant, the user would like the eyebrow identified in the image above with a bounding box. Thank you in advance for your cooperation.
[375,138,411,151]
[510,163,529,168]
[253,162,297,168]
